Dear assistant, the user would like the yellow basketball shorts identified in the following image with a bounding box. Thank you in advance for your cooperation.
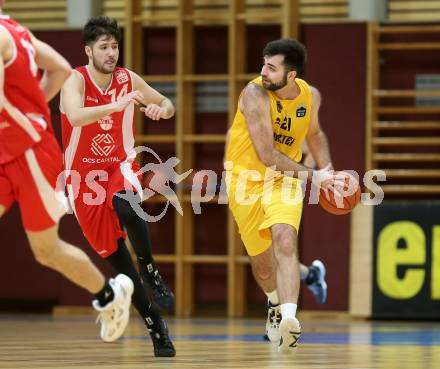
[227,173,303,256]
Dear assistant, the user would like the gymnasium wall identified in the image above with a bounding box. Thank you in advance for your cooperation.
[0,23,367,312]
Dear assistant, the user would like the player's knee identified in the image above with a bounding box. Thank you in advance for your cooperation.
[31,242,57,267]
[282,238,296,255]
[273,230,297,258]
[30,239,64,268]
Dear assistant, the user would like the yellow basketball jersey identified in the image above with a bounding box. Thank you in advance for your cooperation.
[225,76,313,180]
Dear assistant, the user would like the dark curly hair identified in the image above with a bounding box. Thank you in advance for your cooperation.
[263,38,307,75]
[82,16,121,45]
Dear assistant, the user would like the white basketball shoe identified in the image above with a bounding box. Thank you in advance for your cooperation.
[278,317,301,353]
[92,274,134,342]
[265,301,282,342]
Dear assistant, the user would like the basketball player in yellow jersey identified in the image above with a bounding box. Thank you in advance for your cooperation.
[225,38,344,352]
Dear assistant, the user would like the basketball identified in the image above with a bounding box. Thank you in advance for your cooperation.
[319,171,361,215]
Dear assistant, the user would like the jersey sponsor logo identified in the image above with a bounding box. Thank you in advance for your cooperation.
[115,69,129,84]
[274,116,292,131]
[82,157,120,164]
[273,132,295,147]
[91,133,115,157]
[98,115,114,131]
[296,105,307,118]
[86,95,99,103]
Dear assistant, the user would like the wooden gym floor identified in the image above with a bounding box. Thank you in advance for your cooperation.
[0,313,439,369]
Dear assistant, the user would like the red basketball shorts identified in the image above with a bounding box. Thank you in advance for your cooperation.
[67,161,142,258]
[0,132,67,231]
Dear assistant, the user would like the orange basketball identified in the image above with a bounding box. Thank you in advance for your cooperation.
[319,171,361,215]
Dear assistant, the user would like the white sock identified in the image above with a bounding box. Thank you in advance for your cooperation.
[265,290,279,305]
[281,303,297,319]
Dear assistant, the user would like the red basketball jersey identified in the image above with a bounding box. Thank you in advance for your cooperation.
[0,15,51,164]
[61,66,135,177]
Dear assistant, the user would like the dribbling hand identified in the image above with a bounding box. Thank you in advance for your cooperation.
[312,164,347,199]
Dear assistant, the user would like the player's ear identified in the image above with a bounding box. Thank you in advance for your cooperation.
[85,45,92,59]
[287,69,297,81]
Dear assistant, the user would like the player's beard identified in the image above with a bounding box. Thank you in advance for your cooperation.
[92,55,116,74]
[262,72,288,91]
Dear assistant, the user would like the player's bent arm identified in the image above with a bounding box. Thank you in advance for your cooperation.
[60,71,117,127]
[242,83,315,180]
[305,87,333,169]
[131,71,175,119]
[29,33,71,102]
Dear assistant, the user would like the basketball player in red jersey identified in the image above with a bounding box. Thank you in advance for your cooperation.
[0,2,134,343]
[60,16,175,357]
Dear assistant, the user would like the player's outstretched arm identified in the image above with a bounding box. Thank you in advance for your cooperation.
[305,87,333,170]
[60,71,143,127]
[29,33,71,102]
[131,71,175,120]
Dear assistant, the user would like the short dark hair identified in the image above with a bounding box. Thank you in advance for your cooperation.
[82,16,121,45]
[263,38,307,75]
